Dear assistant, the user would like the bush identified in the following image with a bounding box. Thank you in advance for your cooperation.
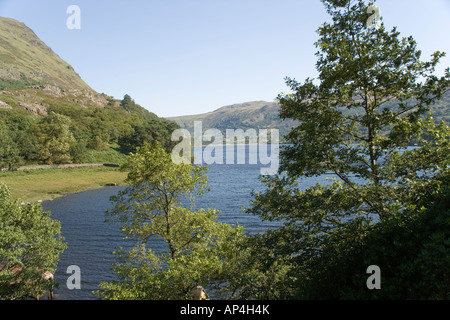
[296,178,450,300]
[354,188,450,299]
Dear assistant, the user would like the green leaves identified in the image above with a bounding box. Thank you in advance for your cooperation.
[98,142,245,300]
[0,183,67,299]
[0,91,179,167]
[277,0,450,219]
[35,112,76,165]
[0,122,23,170]
[236,0,450,300]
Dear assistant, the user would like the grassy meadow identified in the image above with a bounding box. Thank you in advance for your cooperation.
[0,166,128,203]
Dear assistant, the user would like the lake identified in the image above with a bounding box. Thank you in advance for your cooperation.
[41,145,335,300]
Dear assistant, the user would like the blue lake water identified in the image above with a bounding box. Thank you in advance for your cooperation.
[41,145,337,300]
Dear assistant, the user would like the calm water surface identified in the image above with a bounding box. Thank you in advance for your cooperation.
[42,145,333,300]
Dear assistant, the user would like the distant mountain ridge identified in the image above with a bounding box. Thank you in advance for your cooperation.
[167,101,299,141]
[167,90,450,143]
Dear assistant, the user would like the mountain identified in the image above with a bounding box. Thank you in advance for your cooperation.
[168,90,450,143]
[429,89,450,123]
[167,101,299,142]
[0,17,178,168]
[0,17,91,91]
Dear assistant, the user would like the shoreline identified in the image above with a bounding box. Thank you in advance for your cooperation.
[0,166,128,203]
[1,163,120,172]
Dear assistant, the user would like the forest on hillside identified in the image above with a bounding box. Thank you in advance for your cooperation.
[0,91,178,169]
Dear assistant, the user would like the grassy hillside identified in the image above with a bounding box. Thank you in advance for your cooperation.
[0,17,178,170]
[168,91,450,143]
[167,101,299,142]
[0,166,128,203]
[0,17,91,91]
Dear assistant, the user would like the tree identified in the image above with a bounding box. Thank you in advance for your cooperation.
[0,123,23,170]
[299,167,450,300]
[118,94,180,154]
[88,119,110,151]
[0,183,67,299]
[278,0,449,218]
[36,112,76,164]
[0,112,38,163]
[96,142,244,300]
[235,0,450,299]
[120,94,134,112]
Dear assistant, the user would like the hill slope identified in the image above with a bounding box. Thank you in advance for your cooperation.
[0,17,178,169]
[0,17,91,91]
[167,101,298,142]
[168,90,450,143]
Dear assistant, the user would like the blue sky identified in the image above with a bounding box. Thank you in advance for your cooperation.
[1,0,449,117]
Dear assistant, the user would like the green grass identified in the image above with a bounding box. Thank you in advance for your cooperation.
[0,166,129,203]
[82,147,129,165]
[0,17,92,91]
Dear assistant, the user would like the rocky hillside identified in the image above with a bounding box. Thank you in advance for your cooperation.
[0,17,113,111]
[0,17,92,91]
[0,17,178,169]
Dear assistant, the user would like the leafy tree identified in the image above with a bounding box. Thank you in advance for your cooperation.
[278,0,450,219]
[234,0,450,299]
[119,122,180,155]
[96,142,244,300]
[118,124,153,153]
[117,94,180,154]
[88,118,110,151]
[0,112,38,162]
[120,94,134,112]
[69,140,88,164]
[0,183,67,299]
[0,91,179,166]
[0,123,23,170]
[299,166,450,300]
[36,112,76,164]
